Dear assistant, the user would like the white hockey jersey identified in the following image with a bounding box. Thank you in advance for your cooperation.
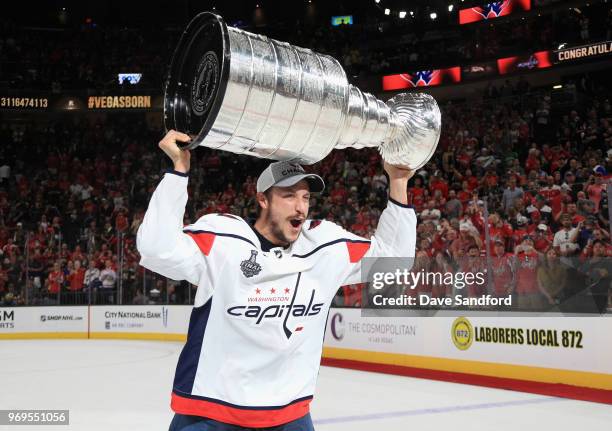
[137,171,417,427]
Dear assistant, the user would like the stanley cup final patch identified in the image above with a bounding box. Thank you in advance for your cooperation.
[240,250,262,278]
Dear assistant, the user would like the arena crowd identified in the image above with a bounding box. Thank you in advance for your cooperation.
[0,70,610,312]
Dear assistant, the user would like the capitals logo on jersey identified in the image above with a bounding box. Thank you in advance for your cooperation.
[226,274,324,339]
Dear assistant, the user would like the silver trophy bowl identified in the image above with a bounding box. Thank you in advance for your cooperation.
[164,12,441,170]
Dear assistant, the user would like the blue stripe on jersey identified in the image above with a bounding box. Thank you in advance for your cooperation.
[291,238,370,259]
[173,298,213,394]
[183,229,371,259]
[183,229,257,248]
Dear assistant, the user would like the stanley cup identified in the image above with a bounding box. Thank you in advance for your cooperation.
[164,12,441,169]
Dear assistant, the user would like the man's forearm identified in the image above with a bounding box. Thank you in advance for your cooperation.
[136,172,189,258]
[388,177,409,205]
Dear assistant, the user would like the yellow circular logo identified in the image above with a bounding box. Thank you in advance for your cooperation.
[451,317,473,351]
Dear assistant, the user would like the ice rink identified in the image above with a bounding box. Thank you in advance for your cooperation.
[1,339,610,431]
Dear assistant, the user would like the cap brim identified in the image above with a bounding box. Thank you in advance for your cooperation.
[274,173,325,192]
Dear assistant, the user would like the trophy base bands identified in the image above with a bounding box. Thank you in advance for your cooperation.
[371,294,513,308]
[0,410,69,426]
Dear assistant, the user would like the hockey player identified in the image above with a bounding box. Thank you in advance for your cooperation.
[137,130,417,430]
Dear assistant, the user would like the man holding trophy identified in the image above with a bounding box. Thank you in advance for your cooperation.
[137,12,441,431]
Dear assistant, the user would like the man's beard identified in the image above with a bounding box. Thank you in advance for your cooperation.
[268,214,298,245]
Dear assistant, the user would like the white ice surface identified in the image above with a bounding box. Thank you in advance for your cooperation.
[0,340,610,430]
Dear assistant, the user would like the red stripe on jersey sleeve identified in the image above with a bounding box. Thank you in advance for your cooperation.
[171,392,311,428]
[186,232,216,256]
[346,242,370,263]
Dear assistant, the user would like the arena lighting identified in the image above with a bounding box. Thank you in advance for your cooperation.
[384,8,390,15]
[375,0,380,3]
[430,12,438,20]
[448,4,454,12]
[410,11,415,17]
[399,10,407,18]
[553,84,563,89]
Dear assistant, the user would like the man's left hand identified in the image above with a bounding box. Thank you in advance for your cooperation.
[384,162,415,181]
[384,162,414,205]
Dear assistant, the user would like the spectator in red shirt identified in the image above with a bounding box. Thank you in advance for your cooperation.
[408,176,426,208]
[242,176,257,197]
[460,244,486,298]
[429,171,449,199]
[540,176,562,202]
[330,184,348,205]
[457,181,471,207]
[115,209,129,233]
[350,219,368,236]
[71,245,86,263]
[585,169,606,210]
[220,183,237,205]
[566,202,586,225]
[488,212,513,253]
[514,236,542,310]
[58,243,70,263]
[525,148,541,174]
[96,244,113,267]
[47,261,64,295]
[68,260,86,292]
[533,224,552,252]
[464,169,479,191]
[491,240,514,297]
[1,238,19,259]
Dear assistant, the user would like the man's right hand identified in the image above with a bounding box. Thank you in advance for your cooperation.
[159,130,192,173]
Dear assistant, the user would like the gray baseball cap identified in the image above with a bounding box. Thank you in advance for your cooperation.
[256,161,325,193]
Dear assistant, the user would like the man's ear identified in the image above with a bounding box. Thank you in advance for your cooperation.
[256,191,269,210]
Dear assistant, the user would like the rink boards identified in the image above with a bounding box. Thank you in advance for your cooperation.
[1,306,611,398]
[0,305,191,341]
[321,308,612,396]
